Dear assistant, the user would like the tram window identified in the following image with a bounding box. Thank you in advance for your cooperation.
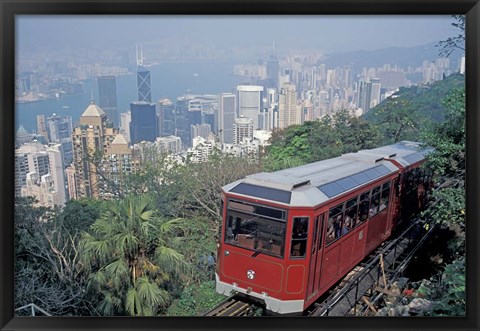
[379,182,390,211]
[327,203,344,244]
[358,191,370,222]
[369,186,381,217]
[225,202,287,258]
[291,217,309,258]
[345,197,358,229]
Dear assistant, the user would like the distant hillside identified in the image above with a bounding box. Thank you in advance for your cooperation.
[364,73,464,124]
[323,42,463,73]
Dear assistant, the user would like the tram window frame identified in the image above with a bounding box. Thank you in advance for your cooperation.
[317,215,324,251]
[311,216,319,255]
[290,217,309,259]
[225,199,287,258]
[379,182,390,212]
[369,186,381,217]
[358,190,370,222]
[345,197,358,230]
[326,202,344,246]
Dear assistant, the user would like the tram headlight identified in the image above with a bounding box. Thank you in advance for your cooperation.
[247,269,255,280]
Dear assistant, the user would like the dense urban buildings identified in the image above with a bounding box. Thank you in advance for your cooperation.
[14,34,465,207]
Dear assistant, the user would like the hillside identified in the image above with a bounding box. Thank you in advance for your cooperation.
[362,73,465,141]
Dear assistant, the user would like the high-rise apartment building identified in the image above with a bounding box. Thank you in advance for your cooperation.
[217,93,236,144]
[46,114,73,166]
[191,123,211,142]
[97,75,119,127]
[120,111,131,143]
[278,83,299,129]
[21,144,66,206]
[237,85,263,130]
[103,133,138,197]
[130,101,157,144]
[233,117,254,144]
[72,102,116,199]
[15,142,50,196]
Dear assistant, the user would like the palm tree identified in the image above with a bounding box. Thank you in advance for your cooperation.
[81,194,189,316]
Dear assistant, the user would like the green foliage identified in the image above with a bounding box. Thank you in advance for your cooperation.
[422,88,465,180]
[414,258,465,316]
[421,187,465,228]
[264,110,380,171]
[54,198,105,233]
[364,74,465,143]
[166,281,224,316]
[81,194,190,316]
[171,217,218,284]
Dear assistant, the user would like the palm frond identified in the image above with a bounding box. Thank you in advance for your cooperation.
[135,276,169,308]
[97,292,115,316]
[104,258,129,280]
[87,270,107,291]
[154,246,190,275]
[125,287,141,316]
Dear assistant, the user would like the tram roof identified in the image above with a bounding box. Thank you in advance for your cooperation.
[356,141,430,167]
[223,151,400,208]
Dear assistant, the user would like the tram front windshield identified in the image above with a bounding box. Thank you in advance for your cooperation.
[224,199,286,258]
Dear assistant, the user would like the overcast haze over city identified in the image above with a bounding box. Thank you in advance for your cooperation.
[17,15,458,54]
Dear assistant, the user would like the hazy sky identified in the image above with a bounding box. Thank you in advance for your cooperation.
[17,15,459,54]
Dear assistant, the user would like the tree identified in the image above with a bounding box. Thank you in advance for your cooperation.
[80,194,189,316]
[15,197,95,316]
[264,110,381,171]
[436,15,465,57]
[366,97,420,143]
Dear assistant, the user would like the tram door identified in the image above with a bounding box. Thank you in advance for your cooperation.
[307,214,325,299]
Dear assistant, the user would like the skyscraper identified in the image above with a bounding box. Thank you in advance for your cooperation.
[357,79,373,113]
[136,44,152,103]
[36,114,48,142]
[129,101,157,144]
[237,85,263,130]
[97,75,119,127]
[370,78,382,109]
[218,93,236,144]
[157,99,175,137]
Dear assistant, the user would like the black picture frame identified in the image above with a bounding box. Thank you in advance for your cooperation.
[1,1,478,330]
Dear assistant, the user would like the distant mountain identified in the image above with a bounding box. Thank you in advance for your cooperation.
[323,42,463,73]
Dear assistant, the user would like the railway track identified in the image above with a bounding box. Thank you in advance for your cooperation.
[203,296,255,316]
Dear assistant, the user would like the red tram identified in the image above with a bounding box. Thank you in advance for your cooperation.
[215,141,431,314]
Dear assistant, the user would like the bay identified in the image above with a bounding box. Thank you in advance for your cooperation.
[16,60,246,132]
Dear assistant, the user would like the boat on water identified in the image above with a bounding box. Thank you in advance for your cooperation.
[62,105,70,109]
